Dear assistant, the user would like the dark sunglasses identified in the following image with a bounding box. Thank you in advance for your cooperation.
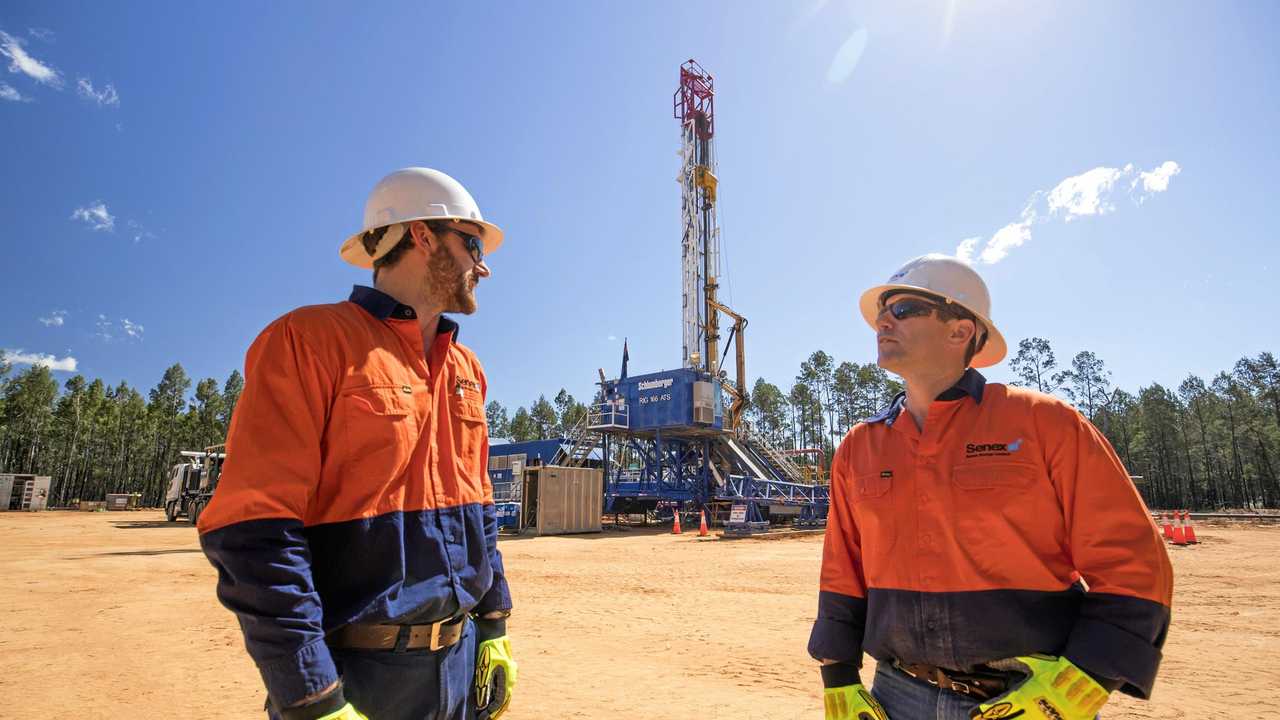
[877,298,940,321]
[455,231,484,264]
[430,222,485,264]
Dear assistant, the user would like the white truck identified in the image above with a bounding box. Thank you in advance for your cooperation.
[163,444,226,524]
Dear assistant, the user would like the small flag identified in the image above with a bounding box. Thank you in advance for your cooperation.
[620,338,630,382]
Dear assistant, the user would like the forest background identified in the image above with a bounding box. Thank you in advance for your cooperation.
[3,340,1277,511]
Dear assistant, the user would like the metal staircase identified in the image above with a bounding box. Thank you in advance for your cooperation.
[556,414,600,468]
[738,427,808,484]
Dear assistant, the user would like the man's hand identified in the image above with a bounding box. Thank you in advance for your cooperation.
[474,617,518,720]
[313,704,367,720]
[824,684,889,720]
[969,655,1109,720]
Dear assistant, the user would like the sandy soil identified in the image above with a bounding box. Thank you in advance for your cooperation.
[1,511,1277,719]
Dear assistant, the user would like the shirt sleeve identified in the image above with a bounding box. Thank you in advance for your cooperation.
[1043,402,1174,699]
[197,316,339,709]
[472,362,512,616]
[807,437,869,665]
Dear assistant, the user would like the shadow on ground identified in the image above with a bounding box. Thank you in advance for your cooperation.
[112,520,192,529]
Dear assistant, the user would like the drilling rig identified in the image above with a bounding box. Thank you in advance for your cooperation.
[559,60,827,532]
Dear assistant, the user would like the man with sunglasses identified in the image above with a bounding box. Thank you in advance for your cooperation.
[199,167,516,720]
[809,254,1172,720]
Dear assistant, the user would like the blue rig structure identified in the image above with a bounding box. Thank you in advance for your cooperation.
[569,367,828,531]
[551,60,830,533]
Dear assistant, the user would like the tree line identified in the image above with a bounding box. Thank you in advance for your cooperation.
[4,342,1277,510]
[487,344,1280,510]
[0,358,241,508]
[1005,341,1280,511]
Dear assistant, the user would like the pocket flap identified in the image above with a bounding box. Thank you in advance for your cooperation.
[343,385,413,416]
[952,462,1037,490]
[851,472,892,500]
[452,398,486,422]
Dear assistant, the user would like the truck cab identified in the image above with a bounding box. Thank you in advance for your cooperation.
[163,444,227,524]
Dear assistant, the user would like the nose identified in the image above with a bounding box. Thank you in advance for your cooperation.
[876,307,896,333]
[474,258,491,278]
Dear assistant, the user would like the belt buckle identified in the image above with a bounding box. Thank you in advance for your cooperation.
[428,620,444,651]
[950,680,972,696]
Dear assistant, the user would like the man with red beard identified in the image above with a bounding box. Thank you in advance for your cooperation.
[199,168,516,720]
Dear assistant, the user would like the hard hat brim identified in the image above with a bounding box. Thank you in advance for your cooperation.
[340,217,505,269]
[858,283,1008,368]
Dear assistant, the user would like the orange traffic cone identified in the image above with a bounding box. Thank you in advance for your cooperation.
[699,509,709,537]
[1171,511,1187,546]
[1161,512,1174,540]
[672,510,682,535]
[1183,511,1199,544]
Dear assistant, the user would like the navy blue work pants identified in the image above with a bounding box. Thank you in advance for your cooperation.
[271,619,476,720]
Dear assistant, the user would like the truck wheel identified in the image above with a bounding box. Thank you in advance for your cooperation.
[189,500,203,525]
[165,501,178,522]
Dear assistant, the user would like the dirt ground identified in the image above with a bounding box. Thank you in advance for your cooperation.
[1,511,1277,719]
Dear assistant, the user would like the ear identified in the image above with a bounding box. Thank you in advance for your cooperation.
[409,220,436,250]
[948,318,977,349]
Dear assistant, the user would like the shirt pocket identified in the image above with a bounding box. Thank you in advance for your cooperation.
[849,472,897,557]
[950,462,1042,563]
[339,384,419,492]
[448,397,488,490]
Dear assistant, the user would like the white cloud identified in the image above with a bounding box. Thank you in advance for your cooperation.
[27,28,54,42]
[1133,161,1181,202]
[978,221,1033,265]
[121,318,144,339]
[95,314,113,341]
[95,315,143,342]
[71,201,115,231]
[2,349,78,372]
[0,81,26,102]
[1045,165,1127,221]
[126,219,155,243]
[0,30,62,87]
[77,77,119,107]
[955,161,1181,265]
[954,237,981,265]
[39,310,67,327]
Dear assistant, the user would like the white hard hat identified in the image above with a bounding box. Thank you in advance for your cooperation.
[340,167,504,269]
[858,253,1007,368]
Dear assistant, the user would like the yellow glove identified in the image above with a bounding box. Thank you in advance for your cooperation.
[474,628,518,720]
[969,655,1109,720]
[314,703,367,720]
[824,684,890,720]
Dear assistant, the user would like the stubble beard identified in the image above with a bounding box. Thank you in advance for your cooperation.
[425,248,478,315]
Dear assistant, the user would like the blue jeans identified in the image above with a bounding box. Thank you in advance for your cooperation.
[871,663,983,720]
[871,662,1100,720]
[270,619,476,720]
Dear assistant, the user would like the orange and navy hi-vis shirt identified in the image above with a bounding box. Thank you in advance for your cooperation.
[808,369,1173,699]
[197,286,510,709]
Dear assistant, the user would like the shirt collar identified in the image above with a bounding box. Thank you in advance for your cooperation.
[348,285,460,341]
[938,367,986,403]
[864,368,986,426]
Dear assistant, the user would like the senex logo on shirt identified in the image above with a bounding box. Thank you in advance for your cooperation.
[965,438,1023,458]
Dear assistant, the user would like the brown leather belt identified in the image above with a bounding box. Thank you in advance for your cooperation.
[329,615,466,652]
[893,661,1013,701]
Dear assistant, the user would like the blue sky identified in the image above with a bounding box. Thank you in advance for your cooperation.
[2,1,1277,414]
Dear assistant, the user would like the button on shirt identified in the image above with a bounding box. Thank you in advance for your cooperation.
[198,286,511,709]
[808,369,1173,699]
